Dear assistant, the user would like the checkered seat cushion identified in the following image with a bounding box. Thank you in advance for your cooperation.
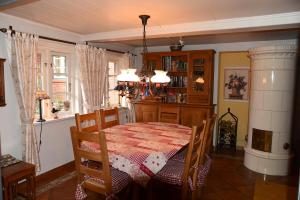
[75,161,132,200]
[154,159,184,185]
[170,148,187,163]
[154,154,212,189]
[84,167,132,193]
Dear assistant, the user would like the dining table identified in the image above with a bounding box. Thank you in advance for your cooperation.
[81,122,192,186]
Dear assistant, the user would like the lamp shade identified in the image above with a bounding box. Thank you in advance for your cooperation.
[150,70,170,83]
[196,76,205,84]
[117,69,140,82]
[36,90,50,99]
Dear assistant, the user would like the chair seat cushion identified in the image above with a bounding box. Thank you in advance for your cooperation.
[170,148,187,163]
[75,160,132,200]
[154,155,212,188]
[85,167,132,193]
[154,160,184,185]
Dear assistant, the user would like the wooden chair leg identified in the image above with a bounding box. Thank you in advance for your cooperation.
[181,184,188,200]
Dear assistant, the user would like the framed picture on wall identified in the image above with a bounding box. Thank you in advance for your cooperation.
[224,67,250,101]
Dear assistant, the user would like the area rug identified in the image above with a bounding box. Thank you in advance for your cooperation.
[253,178,297,200]
[36,171,77,195]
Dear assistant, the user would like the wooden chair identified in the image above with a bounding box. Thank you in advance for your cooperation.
[152,114,217,200]
[152,122,207,200]
[192,114,217,199]
[201,114,217,160]
[158,105,180,124]
[75,110,100,132]
[100,107,120,129]
[70,126,132,199]
[170,114,217,163]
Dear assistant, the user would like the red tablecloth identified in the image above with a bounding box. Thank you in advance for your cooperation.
[81,122,191,185]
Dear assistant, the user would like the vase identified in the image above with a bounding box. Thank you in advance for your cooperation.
[229,88,243,99]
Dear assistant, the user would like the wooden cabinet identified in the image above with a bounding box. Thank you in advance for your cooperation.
[145,53,161,72]
[0,59,6,107]
[144,50,215,105]
[180,106,213,127]
[134,102,214,127]
[134,103,158,122]
[136,50,215,126]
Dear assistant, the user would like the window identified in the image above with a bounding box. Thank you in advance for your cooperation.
[107,61,119,106]
[51,54,70,110]
[35,46,75,120]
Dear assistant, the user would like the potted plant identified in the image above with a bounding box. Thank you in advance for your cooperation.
[225,73,247,99]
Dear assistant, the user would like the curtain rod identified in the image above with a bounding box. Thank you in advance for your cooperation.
[0,26,136,56]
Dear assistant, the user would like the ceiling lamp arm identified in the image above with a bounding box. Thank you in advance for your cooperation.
[139,15,150,75]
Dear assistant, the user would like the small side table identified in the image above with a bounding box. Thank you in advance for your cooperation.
[1,161,36,200]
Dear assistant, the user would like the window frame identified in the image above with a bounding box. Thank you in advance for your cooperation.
[50,52,71,110]
[36,41,77,119]
[106,60,119,107]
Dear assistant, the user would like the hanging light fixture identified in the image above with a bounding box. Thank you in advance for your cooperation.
[139,15,170,82]
[115,15,170,102]
[138,15,170,99]
[139,15,151,76]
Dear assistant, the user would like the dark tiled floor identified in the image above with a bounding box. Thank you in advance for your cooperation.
[36,153,298,200]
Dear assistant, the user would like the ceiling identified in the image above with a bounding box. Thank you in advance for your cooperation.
[0,0,299,48]
[1,0,300,35]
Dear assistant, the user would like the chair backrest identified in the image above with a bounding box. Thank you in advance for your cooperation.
[158,105,180,124]
[100,107,119,129]
[181,121,207,198]
[70,126,112,195]
[75,111,100,132]
[191,114,217,200]
[203,114,217,158]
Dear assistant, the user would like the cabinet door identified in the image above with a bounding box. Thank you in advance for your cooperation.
[135,104,158,122]
[187,51,214,104]
[144,53,161,71]
[181,107,210,127]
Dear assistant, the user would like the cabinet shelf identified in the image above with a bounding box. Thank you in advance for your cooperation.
[167,71,187,76]
[169,87,187,89]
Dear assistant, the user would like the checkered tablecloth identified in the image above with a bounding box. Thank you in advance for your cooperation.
[81,122,191,186]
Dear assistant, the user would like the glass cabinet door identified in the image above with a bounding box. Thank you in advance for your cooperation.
[144,54,161,71]
[188,52,213,104]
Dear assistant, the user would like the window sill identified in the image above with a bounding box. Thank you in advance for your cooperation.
[33,115,74,126]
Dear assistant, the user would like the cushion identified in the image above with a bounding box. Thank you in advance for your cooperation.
[154,155,212,189]
[154,159,184,186]
[170,148,187,163]
[84,167,132,193]
[75,160,132,200]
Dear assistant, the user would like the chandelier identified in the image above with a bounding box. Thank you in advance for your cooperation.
[115,15,170,102]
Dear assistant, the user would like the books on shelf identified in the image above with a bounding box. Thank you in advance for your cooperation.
[170,76,188,87]
[162,56,187,72]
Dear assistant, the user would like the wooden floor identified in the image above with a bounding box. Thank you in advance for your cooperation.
[36,152,298,200]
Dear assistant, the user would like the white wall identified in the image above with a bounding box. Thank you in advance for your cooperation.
[0,34,22,158]
[34,118,75,175]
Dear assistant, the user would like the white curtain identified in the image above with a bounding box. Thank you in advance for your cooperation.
[76,44,107,112]
[5,31,40,171]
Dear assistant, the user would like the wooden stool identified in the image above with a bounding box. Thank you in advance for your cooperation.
[1,161,36,200]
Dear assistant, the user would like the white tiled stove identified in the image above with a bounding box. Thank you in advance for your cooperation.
[244,45,297,176]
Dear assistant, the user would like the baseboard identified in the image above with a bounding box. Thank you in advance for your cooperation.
[36,161,75,187]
